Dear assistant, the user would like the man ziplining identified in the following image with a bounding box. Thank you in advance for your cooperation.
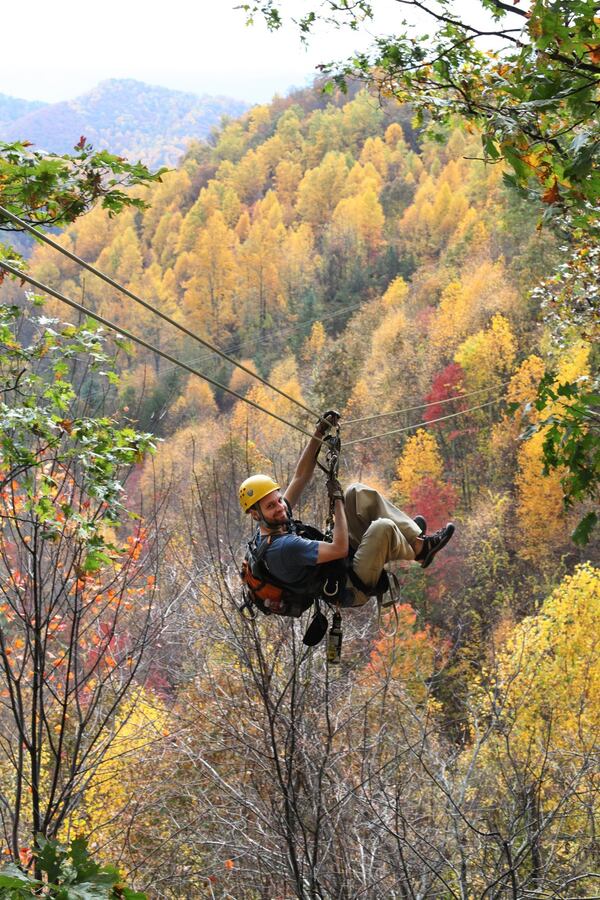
[239,411,455,613]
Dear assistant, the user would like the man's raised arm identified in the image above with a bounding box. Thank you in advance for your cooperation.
[283,410,339,509]
[316,486,348,562]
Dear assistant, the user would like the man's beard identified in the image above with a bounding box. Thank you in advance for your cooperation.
[260,510,290,531]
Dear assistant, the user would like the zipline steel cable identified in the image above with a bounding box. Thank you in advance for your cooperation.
[0,261,318,440]
[344,381,510,426]
[0,205,324,425]
[151,297,367,377]
[344,399,501,446]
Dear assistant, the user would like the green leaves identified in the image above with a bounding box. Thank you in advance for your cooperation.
[0,140,165,232]
[0,864,34,890]
[0,835,147,899]
[0,297,155,569]
[572,511,598,546]
[521,373,599,544]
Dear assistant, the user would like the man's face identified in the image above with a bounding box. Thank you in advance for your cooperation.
[253,489,287,526]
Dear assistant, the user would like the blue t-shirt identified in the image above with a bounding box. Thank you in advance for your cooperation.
[259,532,319,587]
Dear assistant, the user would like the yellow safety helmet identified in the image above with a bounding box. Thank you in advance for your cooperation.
[239,474,281,513]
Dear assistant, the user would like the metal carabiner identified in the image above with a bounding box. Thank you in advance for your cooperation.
[322,579,339,597]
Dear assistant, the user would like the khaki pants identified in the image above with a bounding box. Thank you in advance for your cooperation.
[344,483,421,606]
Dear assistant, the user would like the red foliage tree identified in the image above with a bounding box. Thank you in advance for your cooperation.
[424,363,466,422]
[407,476,458,531]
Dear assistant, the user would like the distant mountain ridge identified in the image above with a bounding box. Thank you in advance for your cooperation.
[0,79,249,167]
[0,94,47,126]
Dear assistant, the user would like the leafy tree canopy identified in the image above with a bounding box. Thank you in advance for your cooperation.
[242,0,599,228]
[0,138,166,236]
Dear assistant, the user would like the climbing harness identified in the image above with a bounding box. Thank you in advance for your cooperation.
[238,413,403,653]
[238,515,346,627]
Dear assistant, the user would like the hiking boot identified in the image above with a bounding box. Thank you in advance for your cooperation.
[416,523,455,569]
[413,515,426,535]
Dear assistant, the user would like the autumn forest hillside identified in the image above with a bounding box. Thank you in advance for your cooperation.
[2,81,599,896]
[29,84,595,571]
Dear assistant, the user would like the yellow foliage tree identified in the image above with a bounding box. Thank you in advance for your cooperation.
[152,209,183,269]
[359,136,390,179]
[254,134,286,177]
[431,280,469,349]
[269,355,305,402]
[490,355,546,472]
[363,308,407,382]
[29,237,74,289]
[182,210,239,337]
[214,119,247,162]
[275,108,304,149]
[168,377,218,429]
[235,208,251,242]
[193,178,242,230]
[304,107,343,167]
[515,428,567,561]
[339,90,384,151]
[229,358,259,396]
[344,377,372,423]
[238,193,286,332]
[230,148,269,205]
[515,343,590,561]
[432,180,470,244]
[469,565,600,864]
[381,276,409,309]
[141,168,192,242]
[275,159,303,222]
[296,152,349,230]
[139,422,225,512]
[278,223,319,309]
[344,161,383,197]
[490,563,600,751]
[247,104,272,139]
[330,188,385,261]
[551,340,590,397]
[301,321,326,363]
[67,689,172,860]
[432,261,517,352]
[506,354,546,409]
[393,429,444,503]
[454,314,517,390]
[230,356,305,451]
[94,224,143,288]
[384,122,406,149]
[71,205,113,261]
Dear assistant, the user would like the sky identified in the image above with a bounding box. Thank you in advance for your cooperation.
[0,0,485,105]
